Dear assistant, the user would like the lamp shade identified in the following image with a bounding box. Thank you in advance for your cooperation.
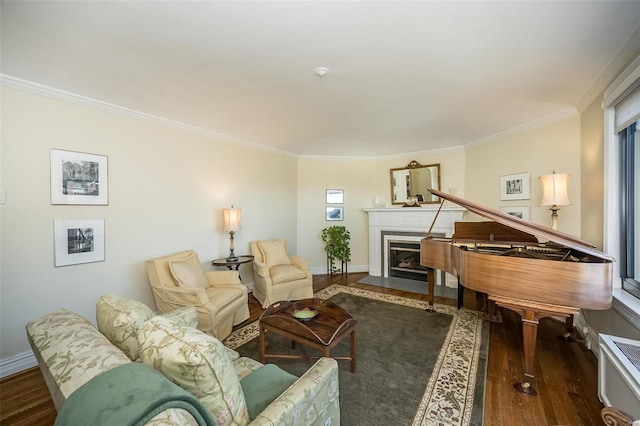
[539,172,571,206]
[222,207,241,232]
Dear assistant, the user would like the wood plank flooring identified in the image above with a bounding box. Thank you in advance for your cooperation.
[0,272,604,425]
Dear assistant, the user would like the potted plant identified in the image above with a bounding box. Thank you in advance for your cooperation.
[321,225,351,274]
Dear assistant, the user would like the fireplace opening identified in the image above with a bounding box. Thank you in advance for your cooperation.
[388,240,430,281]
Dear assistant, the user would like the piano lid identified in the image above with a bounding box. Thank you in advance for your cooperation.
[428,188,614,262]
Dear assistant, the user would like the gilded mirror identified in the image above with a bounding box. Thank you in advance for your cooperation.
[390,161,441,205]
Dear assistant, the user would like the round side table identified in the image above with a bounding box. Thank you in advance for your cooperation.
[211,255,254,271]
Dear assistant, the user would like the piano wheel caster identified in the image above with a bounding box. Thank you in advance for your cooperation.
[514,381,537,396]
[425,304,435,313]
[558,331,577,343]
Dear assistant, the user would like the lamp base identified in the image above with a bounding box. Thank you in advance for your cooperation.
[549,206,560,231]
[226,231,237,262]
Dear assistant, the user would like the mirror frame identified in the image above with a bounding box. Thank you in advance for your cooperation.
[390,160,441,205]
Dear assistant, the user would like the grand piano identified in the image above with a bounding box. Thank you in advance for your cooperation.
[421,189,613,395]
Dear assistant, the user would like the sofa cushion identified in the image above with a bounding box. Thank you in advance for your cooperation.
[240,364,298,420]
[137,315,250,426]
[269,264,307,284]
[96,294,155,360]
[169,252,209,288]
[232,356,264,381]
[258,239,292,268]
[159,306,199,329]
[96,294,198,361]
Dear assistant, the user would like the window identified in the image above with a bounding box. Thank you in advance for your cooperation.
[605,56,640,301]
[618,121,640,298]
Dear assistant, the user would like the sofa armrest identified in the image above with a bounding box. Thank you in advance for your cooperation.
[153,285,210,307]
[290,256,309,271]
[26,309,131,410]
[205,270,241,285]
[252,260,271,278]
[249,357,340,426]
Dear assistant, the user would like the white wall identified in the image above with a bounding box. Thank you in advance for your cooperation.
[580,97,606,249]
[465,114,583,237]
[296,149,466,272]
[0,87,298,361]
[296,157,377,272]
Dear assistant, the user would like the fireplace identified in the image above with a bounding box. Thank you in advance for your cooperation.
[364,206,465,279]
[388,240,428,281]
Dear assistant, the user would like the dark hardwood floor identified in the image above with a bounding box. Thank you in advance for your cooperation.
[0,272,604,425]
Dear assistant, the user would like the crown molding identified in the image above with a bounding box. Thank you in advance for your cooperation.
[578,25,640,112]
[464,108,579,150]
[0,74,297,158]
[1,74,583,161]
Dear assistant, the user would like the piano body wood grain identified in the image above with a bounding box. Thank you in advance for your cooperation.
[420,188,613,395]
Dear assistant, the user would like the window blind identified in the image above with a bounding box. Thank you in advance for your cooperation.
[615,80,640,133]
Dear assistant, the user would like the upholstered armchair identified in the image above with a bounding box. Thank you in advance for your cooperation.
[250,239,314,308]
[145,250,249,340]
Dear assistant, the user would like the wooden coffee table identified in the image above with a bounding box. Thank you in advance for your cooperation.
[259,298,357,372]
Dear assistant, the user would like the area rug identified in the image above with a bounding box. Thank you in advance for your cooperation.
[223,285,488,426]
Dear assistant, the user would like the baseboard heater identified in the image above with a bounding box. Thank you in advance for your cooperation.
[599,333,640,420]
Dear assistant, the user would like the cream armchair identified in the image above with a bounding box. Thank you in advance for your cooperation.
[250,239,314,308]
[145,250,249,340]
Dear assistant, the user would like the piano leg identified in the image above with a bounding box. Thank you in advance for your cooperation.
[425,268,435,312]
[489,296,579,396]
[480,294,503,323]
[559,314,577,342]
[518,310,539,395]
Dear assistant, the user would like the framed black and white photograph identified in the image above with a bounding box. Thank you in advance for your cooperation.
[499,172,530,201]
[326,189,344,204]
[50,149,108,205]
[499,206,531,221]
[326,206,344,221]
[54,219,105,267]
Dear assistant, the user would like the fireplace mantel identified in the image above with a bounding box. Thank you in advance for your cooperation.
[364,207,465,276]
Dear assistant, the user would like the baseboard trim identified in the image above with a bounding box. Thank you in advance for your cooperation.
[310,265,368,275]
[0,350,37,379]
[575,314,601,358]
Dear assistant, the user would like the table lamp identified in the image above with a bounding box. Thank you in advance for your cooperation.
[222,206,241,261]
[539,171,571,231]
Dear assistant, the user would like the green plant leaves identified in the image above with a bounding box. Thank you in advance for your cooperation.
[321,226,351,263]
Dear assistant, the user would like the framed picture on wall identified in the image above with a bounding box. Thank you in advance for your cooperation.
[326,189,344,204]
[499,172,530,201]
[54,219,105,267]
[50,149,108,205]
[326,206,344,221]
[499,206,531,221]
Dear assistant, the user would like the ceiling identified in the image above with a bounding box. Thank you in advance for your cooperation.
[2,1,640,157]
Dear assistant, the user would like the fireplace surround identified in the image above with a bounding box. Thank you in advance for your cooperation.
[364,207,465,280]
[389,239,433,281]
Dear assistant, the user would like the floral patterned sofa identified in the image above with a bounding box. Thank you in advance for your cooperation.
[26,294,340,425]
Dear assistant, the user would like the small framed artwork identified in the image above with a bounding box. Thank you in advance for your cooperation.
[326,189,344,204]
[326,206,344,221]
[54,219,105,267]
[51,149,108,205]
[499,206,531,221]
[499,172,530,201]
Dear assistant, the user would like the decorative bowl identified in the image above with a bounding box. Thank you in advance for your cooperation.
[293,309,317,322]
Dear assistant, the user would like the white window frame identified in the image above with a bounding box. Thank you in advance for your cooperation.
[603,55,640,318]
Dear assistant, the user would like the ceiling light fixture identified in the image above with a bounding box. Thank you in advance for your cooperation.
[314,67,329,77]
